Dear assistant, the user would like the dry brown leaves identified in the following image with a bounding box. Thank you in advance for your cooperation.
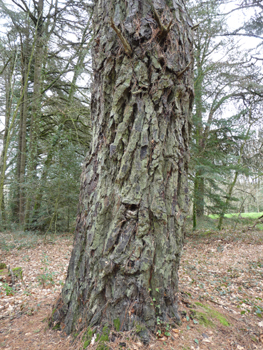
[0,229,263,350]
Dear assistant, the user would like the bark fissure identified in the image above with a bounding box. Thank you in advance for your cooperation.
[50,0,193,337]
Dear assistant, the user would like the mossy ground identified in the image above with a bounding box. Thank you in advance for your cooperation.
[193,311,215,327]
[194,302,230,327]
[82,326,110,350]
[82,327,96,348]
[113,318,120,332]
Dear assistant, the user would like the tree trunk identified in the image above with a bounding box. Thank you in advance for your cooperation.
[193,171,204,215]
[193,170,204,230]
[0,76,11,224]
[51,0,194,336]
[18,33,30,225]
[0,54,16,224]
[192,53,205,228]
[25,0,44,226]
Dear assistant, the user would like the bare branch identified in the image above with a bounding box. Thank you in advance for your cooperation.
[220,32,263,40]
[12,0,37,25]
[0,56,12,75]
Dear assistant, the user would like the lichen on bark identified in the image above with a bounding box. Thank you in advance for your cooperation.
[50,0,194,337]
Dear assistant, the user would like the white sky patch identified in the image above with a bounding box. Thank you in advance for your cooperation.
[221,1,262,50]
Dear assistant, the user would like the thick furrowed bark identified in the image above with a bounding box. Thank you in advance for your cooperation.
[50,0,194,336]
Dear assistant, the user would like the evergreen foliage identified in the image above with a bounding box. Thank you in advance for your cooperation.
[0,0,92,231]
[189,0,263,229]
[0,0,262,233]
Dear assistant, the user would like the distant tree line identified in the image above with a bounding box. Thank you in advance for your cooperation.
[0,0,92,232]
[0,0,262,232]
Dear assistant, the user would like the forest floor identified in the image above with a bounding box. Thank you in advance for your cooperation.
[0,225,263,350]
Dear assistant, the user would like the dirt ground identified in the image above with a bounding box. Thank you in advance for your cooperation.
[0,228,263,350]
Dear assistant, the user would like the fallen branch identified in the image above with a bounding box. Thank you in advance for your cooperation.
[248,214,263,230]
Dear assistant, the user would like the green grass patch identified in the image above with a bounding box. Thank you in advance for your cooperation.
[209,212,263,220]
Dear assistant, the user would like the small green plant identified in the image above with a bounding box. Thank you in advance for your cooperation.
[52,323,60,330]
[37,253,58,288]
[12,267,23,280]
[164,323,170,336]
[41,253,50,266]
[23,289,32,296]
[37,271,55,288]
[1,283,14,296]
[237,297,263,318]
[22,255,30,262]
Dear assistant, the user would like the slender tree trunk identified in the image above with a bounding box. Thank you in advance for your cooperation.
[17,34,30,225]
[51,0,194,336]
[192,54,205,228]
[0,84,11,224]
[193,170,204,230]
[196,176,204,216]
[193,171,204,214]
[25,0,44,226]
[19,80,28,224]
[31,31,90,224]
[68,23,91,104]
[30,128,62,221]
[0,55,15,224]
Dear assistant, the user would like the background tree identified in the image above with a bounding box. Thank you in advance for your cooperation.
[189,0,262,229]
[0,34,17,227]
[0,0,92,231]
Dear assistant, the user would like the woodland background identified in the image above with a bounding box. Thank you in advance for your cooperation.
[0,0,263,233]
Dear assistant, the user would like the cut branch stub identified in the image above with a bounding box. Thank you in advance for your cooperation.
[176,60,193,78]
[152,6,174,41]
[110,18,132,56]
